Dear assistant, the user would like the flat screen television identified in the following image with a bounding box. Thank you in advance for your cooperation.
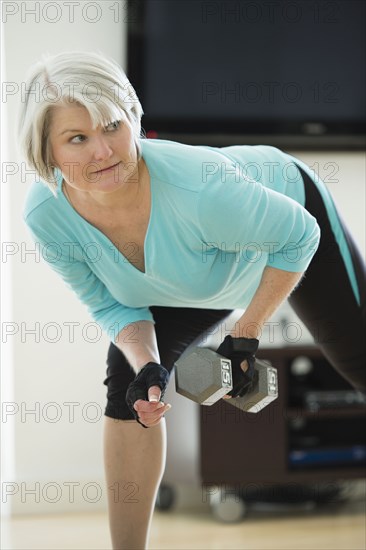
[127,0,366,150]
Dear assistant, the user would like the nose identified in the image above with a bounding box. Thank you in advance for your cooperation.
[91,135,113,163]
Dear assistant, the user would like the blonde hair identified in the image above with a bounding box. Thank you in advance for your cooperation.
[17,50,144,193]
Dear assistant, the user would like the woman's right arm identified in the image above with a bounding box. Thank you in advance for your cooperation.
[24,209,171,426]
[115,320,161,374]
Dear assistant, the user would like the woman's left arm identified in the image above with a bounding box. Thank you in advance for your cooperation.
[230,266,304,339]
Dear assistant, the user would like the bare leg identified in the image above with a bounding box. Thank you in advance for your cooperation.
[103,417,167,549]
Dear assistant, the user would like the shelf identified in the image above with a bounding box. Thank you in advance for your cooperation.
[286,407,366,419]
[200,345,366,486]
[257,345,322,360]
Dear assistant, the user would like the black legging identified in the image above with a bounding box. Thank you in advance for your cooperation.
[103,166,366,420]
[288,165,365,391]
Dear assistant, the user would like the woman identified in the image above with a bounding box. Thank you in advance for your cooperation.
[19,51,365,549]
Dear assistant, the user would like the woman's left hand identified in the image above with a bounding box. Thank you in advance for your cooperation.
[223,359,249,399]
[216,335,259,399]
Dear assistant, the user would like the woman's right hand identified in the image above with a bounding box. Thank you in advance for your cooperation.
[126,362,172,428]
[134,386,172,428]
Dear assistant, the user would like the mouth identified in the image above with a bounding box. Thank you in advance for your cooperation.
[94,161,121,174]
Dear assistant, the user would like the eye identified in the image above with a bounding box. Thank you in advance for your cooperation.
[70,134,86,144]
[105,120,121,131]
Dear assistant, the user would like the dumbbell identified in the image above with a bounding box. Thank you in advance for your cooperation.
[174,347,278,413]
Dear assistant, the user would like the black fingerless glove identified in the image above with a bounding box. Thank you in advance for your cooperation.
[216,335,259,398]
[126,362,170,428]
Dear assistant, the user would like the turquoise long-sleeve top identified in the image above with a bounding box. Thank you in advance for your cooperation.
[23,139,321,342]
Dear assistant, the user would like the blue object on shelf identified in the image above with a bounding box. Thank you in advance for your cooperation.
[289,445,366,467]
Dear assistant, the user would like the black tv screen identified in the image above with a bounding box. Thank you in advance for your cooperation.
[128,0,366,150]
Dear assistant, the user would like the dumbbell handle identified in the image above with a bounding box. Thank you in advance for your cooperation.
[210,348,278,412]
[225,358,278,413]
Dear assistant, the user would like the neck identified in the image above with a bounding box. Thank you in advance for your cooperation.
[63,157,148,211]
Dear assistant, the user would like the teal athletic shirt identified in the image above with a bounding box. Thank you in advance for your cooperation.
[23,139,322,342]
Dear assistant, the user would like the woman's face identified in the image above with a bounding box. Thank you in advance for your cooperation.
[49,102,140,194]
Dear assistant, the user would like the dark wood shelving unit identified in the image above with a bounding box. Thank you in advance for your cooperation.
[286,407,366,419]
[200,346,366,487]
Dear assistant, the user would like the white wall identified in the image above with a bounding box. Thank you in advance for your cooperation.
[1,1,365,517]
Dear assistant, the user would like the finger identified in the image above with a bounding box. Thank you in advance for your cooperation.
[139,404,172,426]
[222,394,232,399]
[148,404,171,422]
[142,403,171,418]
[134,399,164,412]
[148,385,161,403]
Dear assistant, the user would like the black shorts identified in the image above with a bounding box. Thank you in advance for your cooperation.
[103,165,366,420]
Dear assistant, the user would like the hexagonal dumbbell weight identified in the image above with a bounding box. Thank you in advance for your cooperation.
[174,347,278,413]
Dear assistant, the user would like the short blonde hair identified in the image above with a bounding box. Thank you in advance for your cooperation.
[17,50,144,193]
